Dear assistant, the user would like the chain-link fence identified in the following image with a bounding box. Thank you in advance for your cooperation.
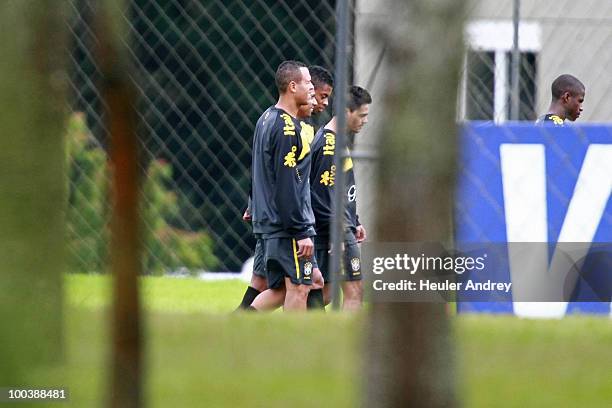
[455,122,612,315]
[66,0,612,275]
[67,0,355,273]
[461,0,612,123]
[350,0,612,316]
[456,1,612,313]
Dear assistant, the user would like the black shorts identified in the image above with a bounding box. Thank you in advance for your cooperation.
[252,239,265,278]
[315,231,362,282]
[263,237,318,289]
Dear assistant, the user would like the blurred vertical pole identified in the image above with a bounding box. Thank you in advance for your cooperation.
[511,0,521,120]
[94,1,143,407]
[365,0,465,407]
[0,1,67,384]
[331,0,350,310]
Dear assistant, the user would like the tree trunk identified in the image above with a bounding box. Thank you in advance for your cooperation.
[365,1,465,407]
[94,1,143,407]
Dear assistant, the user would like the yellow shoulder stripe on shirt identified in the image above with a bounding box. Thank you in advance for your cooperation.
[297,122,315,160]
[343,156,353,171]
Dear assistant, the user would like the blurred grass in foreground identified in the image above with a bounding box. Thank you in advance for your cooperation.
[26,275,612,407]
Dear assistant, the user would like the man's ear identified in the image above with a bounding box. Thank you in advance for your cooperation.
[561,91,571,103]
[288,80,296,93]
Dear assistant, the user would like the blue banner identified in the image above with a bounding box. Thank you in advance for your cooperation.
[456,122,612,316]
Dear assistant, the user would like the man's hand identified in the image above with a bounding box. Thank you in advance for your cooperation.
[312,267,324,289]
[242,208,252,222]
[296,237,314,259]
[355,225,367,243]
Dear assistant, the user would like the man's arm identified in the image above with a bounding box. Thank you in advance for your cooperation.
[272,115,312,241]
[310,131,336,231]
[243,196,252,221]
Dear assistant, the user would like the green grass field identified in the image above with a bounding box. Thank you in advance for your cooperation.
[26,275,612,407]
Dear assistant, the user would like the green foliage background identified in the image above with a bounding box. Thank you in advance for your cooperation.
[66,113,218,274]
[69,0,344,270]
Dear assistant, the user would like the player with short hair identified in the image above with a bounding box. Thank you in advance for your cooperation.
[310,85,372,310]
[248,60,317,311]
[235,66,335,311]
[536,74,585,125]
[309,65,334,116]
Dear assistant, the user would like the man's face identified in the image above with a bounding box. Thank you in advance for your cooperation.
[563,90,585,121]
[294,67,314,106]
[346,104,370,134]
[297,93,317,119]
[313,83,333,114]
[561,91,584,122]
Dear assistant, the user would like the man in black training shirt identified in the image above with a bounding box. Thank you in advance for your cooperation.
[235,66,334,311]
[308,65,334,128]
[248,61,318,311]
[310,85,372,310]
[536,74,585,126]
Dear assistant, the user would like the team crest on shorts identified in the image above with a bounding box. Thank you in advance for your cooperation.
[304,262,313,276]
[351,257,360,272]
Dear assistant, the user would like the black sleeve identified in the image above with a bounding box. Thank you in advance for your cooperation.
[271,115,311,239]
[310,132,336,205]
